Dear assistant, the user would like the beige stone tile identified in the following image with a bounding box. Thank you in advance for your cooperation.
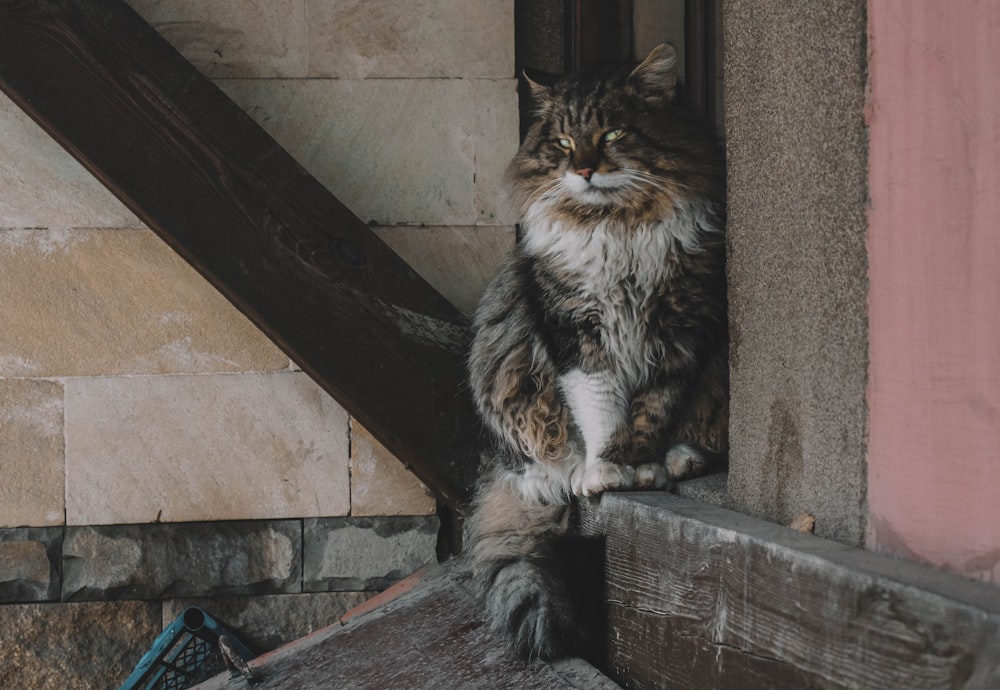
[306,0,514,78]
[217,79,476,225]
[372,226,514,316]
[474,79,520,225]
[0,93,140,229]
[0,228,287,377]
[64,372,350,525]
[126,0,308,78]
[349,421,436,517]
[0,380,64,528]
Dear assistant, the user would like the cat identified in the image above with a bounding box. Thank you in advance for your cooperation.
[465,43,728,660]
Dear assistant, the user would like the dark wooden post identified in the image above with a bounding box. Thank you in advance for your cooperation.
[567,0,634,71]
[684,0,717,121]
[0,0,482,510]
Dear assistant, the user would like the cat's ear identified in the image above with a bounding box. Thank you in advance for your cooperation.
[522,70,555,115]
[627,43,679,104]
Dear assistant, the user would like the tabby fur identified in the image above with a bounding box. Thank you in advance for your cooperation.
[466,44,728,659]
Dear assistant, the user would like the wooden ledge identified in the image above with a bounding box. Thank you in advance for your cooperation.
[673,469,728,505]
[577,492,1000,689]
[192,564,617,690]
[189,492,1000,688]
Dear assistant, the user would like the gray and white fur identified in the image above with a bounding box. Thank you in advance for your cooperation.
[466,44,728,659]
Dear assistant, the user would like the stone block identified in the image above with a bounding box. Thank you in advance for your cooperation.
[0,380,64,527]
[0,92,140,229]
[349,421,436,517]
[0,600,160,690]
[61,521,301,601]
[162,591,371,654]
[64,372,350,525]
[0,528,63,602]
[0,228,288,377]
[474,79,520,225]
[217,79,476,225]
[674,471,729,506]
[126,0,308,78]
[372,225,514,316]
[303,516,438,591]
[306,0,514,78]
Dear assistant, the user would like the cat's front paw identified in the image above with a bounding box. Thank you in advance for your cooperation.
[634,462,669,489]
[665,443,708,480]
[574,462,636,497]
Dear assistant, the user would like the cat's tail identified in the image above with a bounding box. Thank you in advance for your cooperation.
[466,465,595,660]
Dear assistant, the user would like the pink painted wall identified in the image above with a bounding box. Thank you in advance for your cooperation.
[867,1,1000,582]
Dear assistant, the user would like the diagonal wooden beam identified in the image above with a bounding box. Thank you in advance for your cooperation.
[0,0,482,510]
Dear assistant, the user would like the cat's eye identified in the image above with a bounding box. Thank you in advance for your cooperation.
[603,128,625,143]
[556,136,574,150]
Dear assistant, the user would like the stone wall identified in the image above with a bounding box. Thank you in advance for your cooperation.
[0,1,517,687]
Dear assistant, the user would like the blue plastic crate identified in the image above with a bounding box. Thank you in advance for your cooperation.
[120,606,255,690]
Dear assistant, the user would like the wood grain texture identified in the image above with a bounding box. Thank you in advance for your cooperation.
[0,0,482,508]
[191,565,619,690]
[577,493,1000,689]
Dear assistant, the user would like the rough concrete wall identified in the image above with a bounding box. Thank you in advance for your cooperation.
[0,0,517,685]
[724,1,869,544]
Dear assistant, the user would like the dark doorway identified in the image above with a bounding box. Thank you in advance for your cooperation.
[514,0,722,128]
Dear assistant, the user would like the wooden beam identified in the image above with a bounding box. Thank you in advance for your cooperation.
[0,0,482,509]
[577,493,1000,689]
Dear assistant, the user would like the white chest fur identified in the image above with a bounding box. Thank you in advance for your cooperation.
[519,204,709,490]
[523,208,694,388]
[522,214,678,286]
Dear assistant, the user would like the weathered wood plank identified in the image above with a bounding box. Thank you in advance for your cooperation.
[192,565,619,690]
[577,493,1000,690]
[0,0,481,508]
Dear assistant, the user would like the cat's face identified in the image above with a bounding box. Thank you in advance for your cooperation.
[508,45,685,220]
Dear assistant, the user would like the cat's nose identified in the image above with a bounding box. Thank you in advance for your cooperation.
[575,168,594,181]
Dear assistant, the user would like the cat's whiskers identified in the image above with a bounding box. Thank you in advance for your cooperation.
[620,168,698,195]
[621,167,668,182]
[523,177,567,207]
[592,170,672,205]
[618,169,670,191]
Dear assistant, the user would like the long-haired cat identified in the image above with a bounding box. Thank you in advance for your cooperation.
[466,44,728,659]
